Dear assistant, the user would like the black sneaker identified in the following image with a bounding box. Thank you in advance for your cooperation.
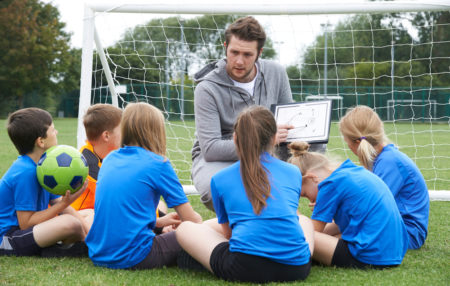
[41,241,88,258]
[176,250,206,271]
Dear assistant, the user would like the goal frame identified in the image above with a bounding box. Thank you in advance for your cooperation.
[79,1,450,197]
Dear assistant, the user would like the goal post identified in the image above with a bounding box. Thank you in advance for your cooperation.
[79,1,450,197]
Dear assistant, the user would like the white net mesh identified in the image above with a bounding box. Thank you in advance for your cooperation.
[88,8,450,190]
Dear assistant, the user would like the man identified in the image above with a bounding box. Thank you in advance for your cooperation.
[191,16,295,210]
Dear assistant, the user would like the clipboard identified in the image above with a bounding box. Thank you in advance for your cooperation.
[271,100,332,144]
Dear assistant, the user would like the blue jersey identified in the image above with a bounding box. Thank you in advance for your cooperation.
[312,159,408,266]
[211,153,311,266]
[85,146,189,269]
[0,156,59,237]
[373,144,429,249]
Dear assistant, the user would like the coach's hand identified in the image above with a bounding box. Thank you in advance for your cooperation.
[275,124,294,144]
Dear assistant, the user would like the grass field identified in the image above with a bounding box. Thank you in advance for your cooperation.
[0,118,449,285]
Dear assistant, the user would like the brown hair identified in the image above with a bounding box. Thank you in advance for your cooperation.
[234,106,277,215]
[288,141,331,176]
[121,102,166,156]
[83,104,122,141]
[225,16,266,53]
[7,108,53,155]
[339,105,387,170]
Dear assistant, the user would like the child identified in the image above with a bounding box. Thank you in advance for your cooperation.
[288,141,408,268]
[0,108,89,256]
[176,106,314,283]
[71,104,122,211]
[85,102,202,269]
[339,105,429,249]
[71,104,168,233]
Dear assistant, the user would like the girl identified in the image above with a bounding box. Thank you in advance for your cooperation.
[176,106,314,283]
[288,141,408,268]
[85,102,201,269]
[339,105,429,249]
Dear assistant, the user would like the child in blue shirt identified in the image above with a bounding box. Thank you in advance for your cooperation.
[289,141,408,268]
[85,102,202,269]
[339,105,429,249]
[0,108,90,256]
[176,106,313,283]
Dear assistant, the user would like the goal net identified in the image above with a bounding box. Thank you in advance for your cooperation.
[79,1,450,194]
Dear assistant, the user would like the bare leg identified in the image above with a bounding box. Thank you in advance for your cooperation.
[203,218,223,234]
[176,221,228,272]
[33,214,84,247]
[299,215,315,255]
[313,231,339,266]
[323,222,341,237]
[78,209,94,233]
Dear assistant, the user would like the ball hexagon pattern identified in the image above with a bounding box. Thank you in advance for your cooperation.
[36,145,89,195]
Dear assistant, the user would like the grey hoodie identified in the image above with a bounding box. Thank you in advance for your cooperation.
[191,59,292,162]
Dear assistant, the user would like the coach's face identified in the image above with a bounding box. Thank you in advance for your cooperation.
[225,35,262,83]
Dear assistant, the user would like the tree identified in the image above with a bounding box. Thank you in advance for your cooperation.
[0,0,71,114]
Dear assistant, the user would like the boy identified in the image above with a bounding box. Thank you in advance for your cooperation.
[71,104,123,212]
[0,108,89,256]
[71,104,169,232]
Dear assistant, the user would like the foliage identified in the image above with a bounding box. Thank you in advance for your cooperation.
[290,12,450,91]
[0,0,72,115]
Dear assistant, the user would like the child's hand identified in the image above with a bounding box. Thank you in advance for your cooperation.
[156,212,182,229]
[61,180,88,206]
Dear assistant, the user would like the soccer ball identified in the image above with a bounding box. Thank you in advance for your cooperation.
[36,145,89,195]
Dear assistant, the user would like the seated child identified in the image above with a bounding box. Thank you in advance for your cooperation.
[71,104,168,233]
[0,108,89,256]
[288,141,408,268]
[85,102,202,269]
[176,106,314,283]
[339,105,429,249]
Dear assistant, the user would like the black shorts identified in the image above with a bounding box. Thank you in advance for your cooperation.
[131,231,182,270]
[210,242,311,283]
[331,239,398,269]
[0,226,41,256]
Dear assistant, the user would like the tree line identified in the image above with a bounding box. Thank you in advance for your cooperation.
[0,0,448,117]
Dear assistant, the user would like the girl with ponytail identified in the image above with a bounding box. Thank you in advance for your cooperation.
[288,141,408,268]
[339,105,429,249]
[176,106,313,283]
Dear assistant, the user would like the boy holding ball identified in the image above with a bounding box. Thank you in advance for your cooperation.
[0,108,89,256]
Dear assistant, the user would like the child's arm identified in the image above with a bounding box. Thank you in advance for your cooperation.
[16,188,85,230]
[220,222,232,240]
[312,219,326,233]
[174,202,202,224]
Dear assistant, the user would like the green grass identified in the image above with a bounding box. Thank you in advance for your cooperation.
[0,118,449,285]
[0,197,449,285]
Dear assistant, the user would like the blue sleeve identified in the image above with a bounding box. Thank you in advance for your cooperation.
[311,180,338,223]
[14,168,41,211]
[157,160,189,208]
[211,178,228,224]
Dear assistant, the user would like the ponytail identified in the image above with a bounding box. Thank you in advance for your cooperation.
[234,106,277,215]
[288,141,330,175]
[339,105,387,170]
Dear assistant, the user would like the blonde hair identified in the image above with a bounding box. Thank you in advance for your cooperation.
[288,141,331,176]
[121,102,166,156]
[234,106,277,215]
[339,105,387,170]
